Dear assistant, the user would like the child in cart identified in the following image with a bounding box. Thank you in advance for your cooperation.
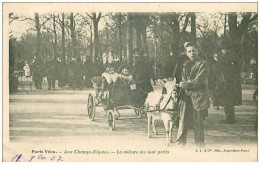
[100,64,133,100]
[101,65,133,109]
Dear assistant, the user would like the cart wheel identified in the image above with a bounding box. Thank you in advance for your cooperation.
[153,120,158,127]
[87,93,96,121]
[107,111,115,130]
[134,109,143,118]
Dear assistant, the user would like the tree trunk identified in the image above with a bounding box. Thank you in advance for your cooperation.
[228,12,238,48]
[74,19,80,58]
[190,12,196,43]
[127,13,133,64]
[141,26,149,57]
[135,25,142,49]
[90,20,93,60]
[70,13,77,58]
[93,20,99,61]
[118,13,123,61]
[171,13,181,59]
[105,27,109,63]
[77,33,81,59]
[114,32,118,58]
[181,13,190,33]
[159,15,165,63]
[67,38,71,60]
[228,12,256,64]
[61,13,65,61]
[35,13,41,59]
[53,15,57,60]
[92,12,101,61]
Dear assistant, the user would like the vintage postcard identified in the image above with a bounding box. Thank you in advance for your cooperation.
[3,2,258,162]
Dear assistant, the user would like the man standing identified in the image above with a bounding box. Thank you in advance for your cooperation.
[208,53,220,110]
[83,56,92,87]
[143,52,156,85]
[69,57,84,89]
[214,44,242,124]
[56,57,67,89]
[177,42,210,147]
[69,57,77,89]
[46,57,58,90]
[31,56,44,90]
[132,48,154,106]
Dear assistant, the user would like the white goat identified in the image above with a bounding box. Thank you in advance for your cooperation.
[145,78,179,146]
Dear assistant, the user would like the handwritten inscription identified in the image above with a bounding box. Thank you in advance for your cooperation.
[10,149,171,161]
[11,154,63,162]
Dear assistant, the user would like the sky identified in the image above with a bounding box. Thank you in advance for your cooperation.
[9,12,246,40]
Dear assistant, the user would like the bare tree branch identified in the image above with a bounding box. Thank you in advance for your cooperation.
[181,13,190,33]
[85,12,93,19]
[97,12,102,22]
[178,13,187,22]
[18,16,35,23]
[39,17,51,30]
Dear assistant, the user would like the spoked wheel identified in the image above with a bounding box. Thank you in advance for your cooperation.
[115,110,120,120]
[134,109,143,118]
[87,93,96,121]
[107,110,115,130]
[153,120,158,127]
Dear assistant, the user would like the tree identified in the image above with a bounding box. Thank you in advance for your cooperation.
[52,15,58,60]
[151,13,190,60]
[131,13,150,56]
[92,12,102,61]
[15,13,51,61]
[224,13,227,36]
[57,13,66,61]
[103,12,128,61]
[9,11,258,74]
[9,37,17,74]
[35,13,41,58]
[127,13,134,64]
[80,13,94,60]
[228,12,258,62]
[117,13,123,61]
[70,13,77,58]
[190,12,196,43]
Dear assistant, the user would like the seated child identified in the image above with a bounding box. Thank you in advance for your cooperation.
[102,65,119,85]
[108,65,134,107]
[117,65,133,85]
[101,65,119,100]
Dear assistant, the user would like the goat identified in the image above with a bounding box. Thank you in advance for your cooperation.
[145,78,179,146]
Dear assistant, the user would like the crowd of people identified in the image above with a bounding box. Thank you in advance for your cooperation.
[13,55,104,91]
[12,48,157,93]
[10,42,257,147]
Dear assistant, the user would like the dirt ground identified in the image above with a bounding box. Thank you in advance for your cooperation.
[6,82,258,162]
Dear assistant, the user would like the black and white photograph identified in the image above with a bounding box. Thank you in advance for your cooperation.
[3,2,258,162]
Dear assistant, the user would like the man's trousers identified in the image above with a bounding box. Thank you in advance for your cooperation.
[176,96,206,147]
[224,104,235,123]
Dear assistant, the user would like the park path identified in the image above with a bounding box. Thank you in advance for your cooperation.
[9,84,257,148]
